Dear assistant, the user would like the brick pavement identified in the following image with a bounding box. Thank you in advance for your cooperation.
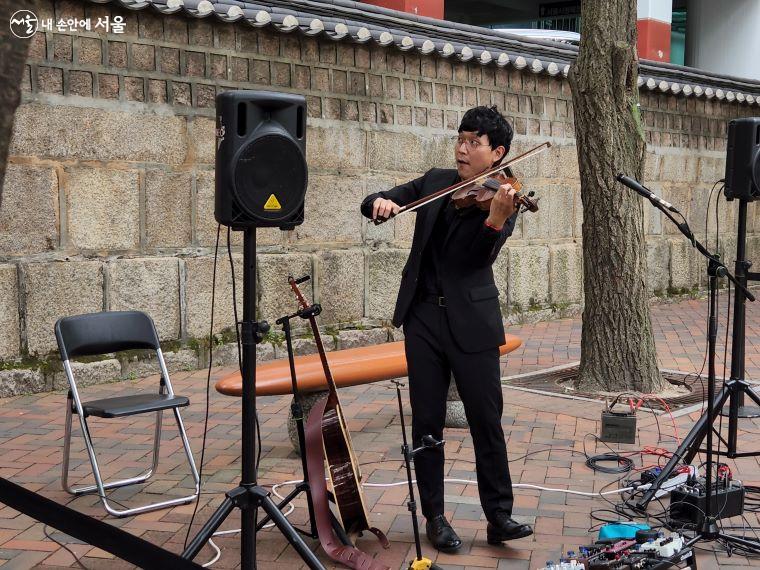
[1,295,760,569]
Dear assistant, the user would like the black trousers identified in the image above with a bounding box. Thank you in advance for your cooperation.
[403,300,514,523]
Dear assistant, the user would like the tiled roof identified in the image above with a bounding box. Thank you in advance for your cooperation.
[93,0,760,105]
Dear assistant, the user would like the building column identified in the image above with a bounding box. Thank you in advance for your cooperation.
[359,0,444,19]
[637,0,672,62]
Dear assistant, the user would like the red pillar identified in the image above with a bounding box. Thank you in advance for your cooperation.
[361,0,444,19]
[636,0,672,62]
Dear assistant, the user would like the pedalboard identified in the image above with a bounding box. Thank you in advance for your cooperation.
[669,479,744,526]
[537,533,697,570]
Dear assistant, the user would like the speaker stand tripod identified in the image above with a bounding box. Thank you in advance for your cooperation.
[181,228,324,569]
[636,197,760,512]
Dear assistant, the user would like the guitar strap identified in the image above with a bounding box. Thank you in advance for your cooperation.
[305,397,390,570]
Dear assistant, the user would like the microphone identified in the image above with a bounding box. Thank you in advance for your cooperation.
[616,174,677,212]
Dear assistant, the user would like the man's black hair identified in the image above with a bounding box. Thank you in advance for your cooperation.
[458,105,513,156]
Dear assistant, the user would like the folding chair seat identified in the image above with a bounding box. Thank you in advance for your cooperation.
[56,310,200,517]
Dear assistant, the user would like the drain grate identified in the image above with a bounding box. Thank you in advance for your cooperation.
[503,365,711,411]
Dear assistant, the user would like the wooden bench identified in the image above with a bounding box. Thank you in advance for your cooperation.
[215,334,523,397]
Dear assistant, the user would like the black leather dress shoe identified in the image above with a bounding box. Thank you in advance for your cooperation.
[425,514,462,552]
[486,514,533,544]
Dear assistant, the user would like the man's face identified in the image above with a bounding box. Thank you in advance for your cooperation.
[454,131,506,180]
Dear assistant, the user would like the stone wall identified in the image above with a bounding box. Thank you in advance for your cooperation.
[1,0,759,390]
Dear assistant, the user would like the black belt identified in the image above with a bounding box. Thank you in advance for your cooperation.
[419,293,447,307]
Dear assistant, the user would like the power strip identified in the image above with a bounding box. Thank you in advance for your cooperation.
[636,472,691,499]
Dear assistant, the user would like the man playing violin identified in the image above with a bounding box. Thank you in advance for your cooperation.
[359,106,533,552]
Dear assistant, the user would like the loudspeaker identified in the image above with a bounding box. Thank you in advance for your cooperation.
[724,117,760,202]
[215,91,307,229]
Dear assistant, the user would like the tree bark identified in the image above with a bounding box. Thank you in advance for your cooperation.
[568,0,663,392]
[0,0,32,207]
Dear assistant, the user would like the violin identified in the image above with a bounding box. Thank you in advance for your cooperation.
[371,141,550,225]
[450,167,539,213]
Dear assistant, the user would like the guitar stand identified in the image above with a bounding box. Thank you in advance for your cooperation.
[392,380,445,570]
[254,302,352,547]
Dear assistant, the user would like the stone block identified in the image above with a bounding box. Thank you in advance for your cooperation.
[184,255,243,339]
[294,175,363,244]
[0,369,45,397]
[292,338,323,356]
[506,246,550,309]
[190,116,215,165]
[669,241,698,290]
[573,185,583,238]
[23,261,103,355]
[145,170,192,248]
[646,239,670,294]
[549,244,582,304]
[367,131,450,174]
[363,175,397,243]
[368,249,408,321]
[38,67,63,94]
[506,139,540,179]
[316,250,364,324]
[522,183,574,240]
[107,258,181,340]
[53,359,121,391]
[538,144,579,180]
[643,199,663,236]
[121,349,199,380]
[98,74,119,99]
[11,104,187,165]
[644,152,661,181]
[65,167,139,250]
[306,126,366,171]
[78,37,102,64]
[257,254,313,325]
[394,210,416,246]
[69,70,93,97]
[337,328,388,350]
[660,153,698,183]
[698,155,726,184]
[0,265,19,358]
[0,164,58,255]
[195,171,278,248]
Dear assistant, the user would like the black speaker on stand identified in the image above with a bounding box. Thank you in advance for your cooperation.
[182,91,324,569]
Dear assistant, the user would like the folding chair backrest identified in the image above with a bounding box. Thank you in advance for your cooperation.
[56,311,160,361]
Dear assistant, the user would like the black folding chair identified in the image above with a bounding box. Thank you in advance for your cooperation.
[55,311,200,517]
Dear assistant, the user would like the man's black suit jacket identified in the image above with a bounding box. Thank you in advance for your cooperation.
[361,168,517,354]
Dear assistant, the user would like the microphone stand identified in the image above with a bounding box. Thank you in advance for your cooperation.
[618,176,760,553]
[391,381,444,570]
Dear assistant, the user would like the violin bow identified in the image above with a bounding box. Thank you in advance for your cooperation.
[371,140,551,224]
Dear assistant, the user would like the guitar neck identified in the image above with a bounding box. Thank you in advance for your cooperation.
[306,315,340,398]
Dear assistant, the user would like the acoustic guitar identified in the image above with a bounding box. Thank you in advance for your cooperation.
[288,276,387,552]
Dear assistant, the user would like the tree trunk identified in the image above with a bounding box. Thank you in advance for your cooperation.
[0,0,32,207]
[568,0,663,393]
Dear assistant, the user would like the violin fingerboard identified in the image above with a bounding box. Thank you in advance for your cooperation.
[482,178,501,191]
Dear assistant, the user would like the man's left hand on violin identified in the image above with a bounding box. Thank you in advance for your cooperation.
[485,184,518,230]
